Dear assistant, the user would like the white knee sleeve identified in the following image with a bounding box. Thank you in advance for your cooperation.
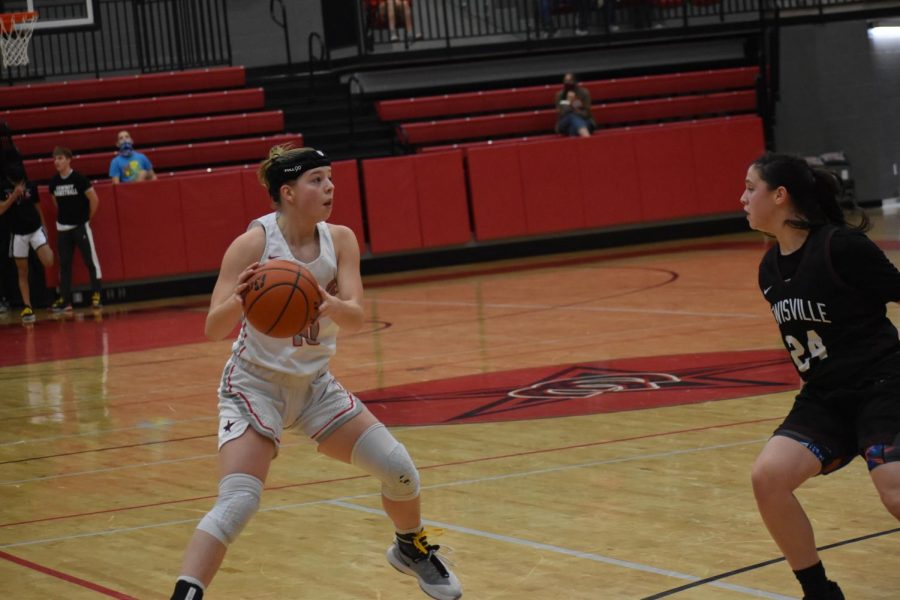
[197,473,263,545]
[351,423,420,502]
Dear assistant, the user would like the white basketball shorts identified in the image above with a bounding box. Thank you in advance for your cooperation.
[11,227,48,259]
[217,355,363,453]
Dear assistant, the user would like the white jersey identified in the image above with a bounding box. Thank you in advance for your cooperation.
[231,213,340,376]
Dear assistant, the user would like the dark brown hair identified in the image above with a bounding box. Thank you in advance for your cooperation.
[752,152,869,232]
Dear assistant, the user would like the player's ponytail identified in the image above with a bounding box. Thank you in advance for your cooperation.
[752,152,869,233]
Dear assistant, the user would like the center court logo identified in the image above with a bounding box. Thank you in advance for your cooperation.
[508,372,681,399]
[358,349,800,426]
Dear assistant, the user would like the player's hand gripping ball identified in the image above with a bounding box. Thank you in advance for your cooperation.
[242,260,322,337]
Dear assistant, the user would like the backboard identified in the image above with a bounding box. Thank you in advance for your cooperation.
[0,0,99,31]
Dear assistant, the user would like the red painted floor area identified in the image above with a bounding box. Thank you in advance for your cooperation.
[362,349,800,426]
[1,305,210,367]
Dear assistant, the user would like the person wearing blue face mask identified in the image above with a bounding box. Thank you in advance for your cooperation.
[108,130,157,183]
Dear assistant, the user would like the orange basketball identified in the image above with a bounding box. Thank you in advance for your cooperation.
[243,260,322,338]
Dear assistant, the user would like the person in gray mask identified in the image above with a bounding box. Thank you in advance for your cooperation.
[108,130,157,183]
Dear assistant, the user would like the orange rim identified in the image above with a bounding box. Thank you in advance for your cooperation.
[0,11,38,32]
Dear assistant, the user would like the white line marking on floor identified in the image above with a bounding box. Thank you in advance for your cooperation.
[329,499,794,600]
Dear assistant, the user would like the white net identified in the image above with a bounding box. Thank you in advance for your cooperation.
[0,13,37,68]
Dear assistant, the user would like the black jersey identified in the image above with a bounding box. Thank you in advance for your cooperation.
[48,170,92,226]
[759,224,900,388]
[1,180,41,235]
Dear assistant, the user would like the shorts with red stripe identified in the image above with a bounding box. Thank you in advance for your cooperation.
[217,354,363,453]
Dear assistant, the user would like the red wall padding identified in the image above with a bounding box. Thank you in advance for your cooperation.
[160,165,253,179]
[241,170,273,224]
[115,179,189,279]
[413,151,471,248]
[466,145,528,241]
[362,156,422,253]
[329,160,366,249]
[24,134,303,181]
[178,172,248,273]
[0,66,246,110]
[27,116,765,295]
[419,134,561,154]
[517,138,586,235]
[362,153,469,253]
[14,111,284,157]
[689,115,765,215]
[1,88,265,133]
[464,117,763,242]
[633,124,700,221]
[576,131,644,228]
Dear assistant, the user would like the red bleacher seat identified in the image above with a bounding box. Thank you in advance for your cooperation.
[582,68,757,104]
[599,90,756,124]
[400,110,557,145]
[0,66,246,110]
[13,111,285,157]
[1,88,265,132]
[24,133,303,181]
[376,66,758,121]
[399,90,756,145]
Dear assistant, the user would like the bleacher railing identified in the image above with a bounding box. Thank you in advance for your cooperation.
[1,0,231,82]
[361,0,894,49]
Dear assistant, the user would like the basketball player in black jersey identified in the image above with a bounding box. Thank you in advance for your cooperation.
[742,153,900,600]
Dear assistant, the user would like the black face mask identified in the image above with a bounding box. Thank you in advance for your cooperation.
[564,82,576,92]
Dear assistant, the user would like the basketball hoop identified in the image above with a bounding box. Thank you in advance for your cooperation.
[0,11,38,68]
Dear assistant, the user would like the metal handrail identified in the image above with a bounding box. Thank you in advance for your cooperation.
[269,0,291,65]
[307,32,329,102]
[356,0,891,54]
[2,0,231,82]
[347,74,364,146]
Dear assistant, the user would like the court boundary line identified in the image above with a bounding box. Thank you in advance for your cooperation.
[327,500,795,600]
[0,549,138,599]
[373,297,761,319]
[0,415,214,449]
[1,438,768,548]
[0,433,214,466]
[641,526,900,599]
[363,240,765,289]
[0,416,781,528]
[6,437,890,599]
[1,439,776,599]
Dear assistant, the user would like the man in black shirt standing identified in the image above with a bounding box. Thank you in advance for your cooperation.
[0,164,53,322]
[48,146,102,312]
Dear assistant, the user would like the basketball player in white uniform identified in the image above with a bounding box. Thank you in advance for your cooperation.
[169,146,462,600]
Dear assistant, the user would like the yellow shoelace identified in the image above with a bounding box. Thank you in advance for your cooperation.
[412,527,445,554]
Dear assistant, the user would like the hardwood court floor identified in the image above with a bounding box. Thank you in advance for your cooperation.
[2,211,899,599]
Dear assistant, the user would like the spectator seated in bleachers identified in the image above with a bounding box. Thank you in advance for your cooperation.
[109,130,157,183]
[554,73,595,137]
